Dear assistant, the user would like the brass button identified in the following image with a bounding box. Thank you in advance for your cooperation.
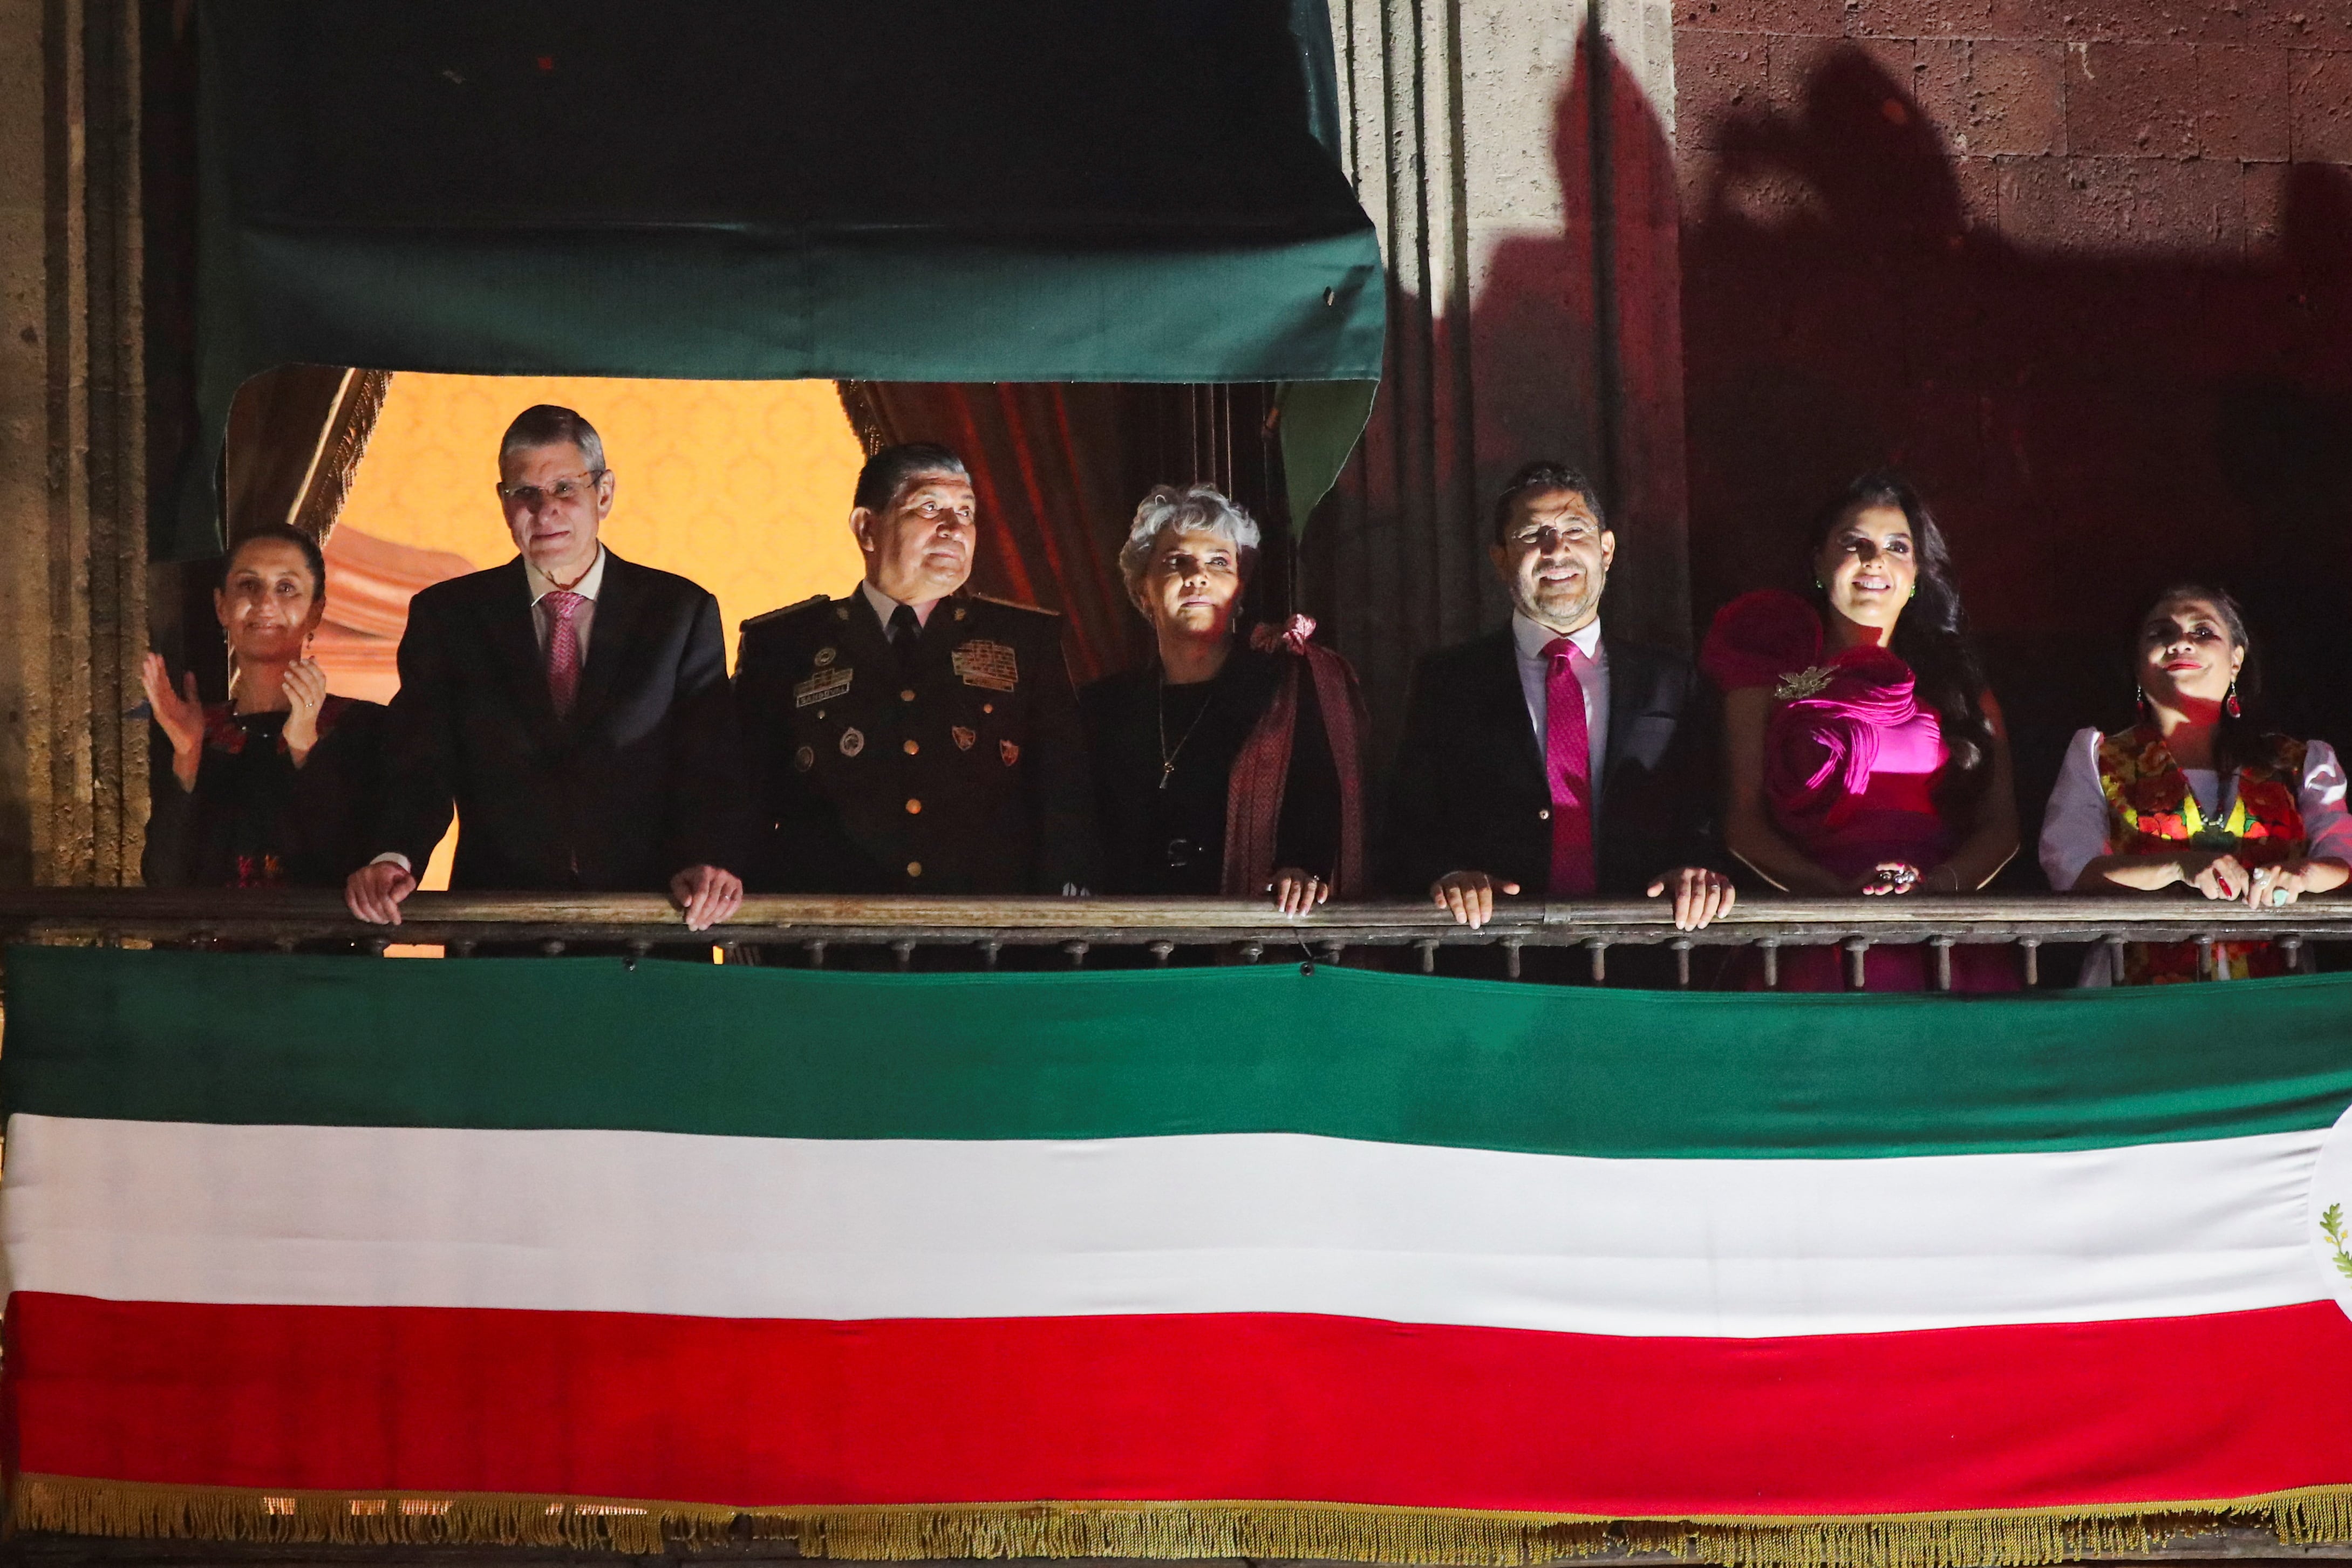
[901,688,917,702]
[1538,808,1551,821]
[906,860,922,878]
[982,701,994,714]
[905,797,922,814]
[902,739,919,755]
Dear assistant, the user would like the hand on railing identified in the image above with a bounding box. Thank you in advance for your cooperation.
[1429,870,1517,930]
[1646,867,1736,930]
[345,861,417,925]
[669,865,744,932]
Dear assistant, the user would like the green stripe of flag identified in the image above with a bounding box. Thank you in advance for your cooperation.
[8,945,2352,1158]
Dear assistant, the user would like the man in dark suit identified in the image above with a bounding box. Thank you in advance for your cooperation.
[1387,460,1733,933]
[343,405,751,931]
[735,442,1096,895]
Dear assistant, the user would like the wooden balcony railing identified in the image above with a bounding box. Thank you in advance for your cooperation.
[6,889,2352,989]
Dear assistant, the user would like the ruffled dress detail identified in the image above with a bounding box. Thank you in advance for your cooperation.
[1702,589,2012,991]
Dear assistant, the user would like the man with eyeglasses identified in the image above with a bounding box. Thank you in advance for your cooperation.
[735,442,1096,895]
[1385,460,1733,970]
[344,404,751,932]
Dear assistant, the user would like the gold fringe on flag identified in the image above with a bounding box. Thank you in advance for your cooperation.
[15,1474,2352,1567]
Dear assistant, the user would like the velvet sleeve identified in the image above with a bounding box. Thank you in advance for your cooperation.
[1700,590,1823,693]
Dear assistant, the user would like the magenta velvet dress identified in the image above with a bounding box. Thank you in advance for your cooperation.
[1702,590,2015,992]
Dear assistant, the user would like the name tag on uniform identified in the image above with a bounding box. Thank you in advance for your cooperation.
[795,666,854,707]
[952,639,1019,692]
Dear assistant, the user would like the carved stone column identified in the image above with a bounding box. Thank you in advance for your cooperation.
[1304,0,1688,755]
[0,0,146,888]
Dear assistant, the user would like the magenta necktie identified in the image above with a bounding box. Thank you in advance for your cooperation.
[543,590,584,716]
[1543,637,1596,897]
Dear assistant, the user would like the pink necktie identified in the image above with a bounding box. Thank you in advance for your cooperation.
[1543,637,1596,897]
[543,590,584,716]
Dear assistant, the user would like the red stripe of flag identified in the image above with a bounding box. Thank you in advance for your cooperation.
[12,1292,2352,1517]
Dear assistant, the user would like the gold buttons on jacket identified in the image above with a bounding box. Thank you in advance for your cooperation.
[905,798,923,814]
[901,688,917,703]
[906,860,923,877]
[902,739,919,755]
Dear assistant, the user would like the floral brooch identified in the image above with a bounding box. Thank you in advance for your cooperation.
[1773,665,1834,701]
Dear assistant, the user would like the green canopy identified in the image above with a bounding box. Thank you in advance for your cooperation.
[183,0,1385,558]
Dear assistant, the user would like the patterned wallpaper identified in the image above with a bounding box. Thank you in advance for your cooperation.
[334,373,869,663]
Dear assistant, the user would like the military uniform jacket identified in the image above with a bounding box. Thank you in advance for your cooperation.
[735,589,1100,894]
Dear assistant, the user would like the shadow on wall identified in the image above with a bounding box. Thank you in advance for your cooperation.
[1310,36,1688,765]
[1680,46,2352,858]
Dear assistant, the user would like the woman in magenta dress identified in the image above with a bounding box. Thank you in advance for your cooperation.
[1702,472,2020,990]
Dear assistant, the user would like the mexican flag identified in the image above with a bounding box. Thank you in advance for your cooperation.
[8,945,2352,1566]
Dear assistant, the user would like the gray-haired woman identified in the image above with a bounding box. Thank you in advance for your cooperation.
[1078,485,1368,911]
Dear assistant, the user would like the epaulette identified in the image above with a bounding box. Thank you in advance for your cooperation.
[739,594,829,632]
[963,591,1062,618]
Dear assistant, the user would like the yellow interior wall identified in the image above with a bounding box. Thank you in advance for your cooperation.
[335,374,869,664]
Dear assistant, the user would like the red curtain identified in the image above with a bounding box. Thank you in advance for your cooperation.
[837,383,1291,687]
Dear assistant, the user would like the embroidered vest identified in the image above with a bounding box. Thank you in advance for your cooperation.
[2094,724,2307,983]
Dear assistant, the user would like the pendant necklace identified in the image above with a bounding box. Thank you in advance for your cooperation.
[1157,676,1216,790]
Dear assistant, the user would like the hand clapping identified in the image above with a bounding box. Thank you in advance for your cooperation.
[139,652,206,789]
[282,657,328,762]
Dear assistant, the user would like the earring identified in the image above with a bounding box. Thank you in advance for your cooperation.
[1812,576,1824,590]
[1907,585,1917,600]
[2225,679,2241,719]
[2136,685,2151,720]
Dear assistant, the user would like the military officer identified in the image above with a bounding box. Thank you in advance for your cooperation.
[737,442,1097,894]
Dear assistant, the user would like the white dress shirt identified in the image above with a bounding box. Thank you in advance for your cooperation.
[527,546,609,663]
[860,578,940,634]
[1512,612,1610,793]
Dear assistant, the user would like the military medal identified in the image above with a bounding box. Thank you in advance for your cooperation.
[795,665,854,707]
[1000,739,1020,767]
[952,726,976,751]
[952,639,1019,692]
[794,744,815,773]
[839,727,865,757]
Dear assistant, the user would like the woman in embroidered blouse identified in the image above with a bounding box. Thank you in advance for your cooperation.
[140,526,386,889]
[1079,485,1367,910]
[2040,585,2352,983]
[1702,472,2019,990]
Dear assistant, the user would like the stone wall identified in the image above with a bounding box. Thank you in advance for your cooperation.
[0,0,146,889]
[1674,0,2352,832]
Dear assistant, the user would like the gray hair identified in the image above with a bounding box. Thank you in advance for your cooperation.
[500,404,606,472]
[1118,484,1262,597]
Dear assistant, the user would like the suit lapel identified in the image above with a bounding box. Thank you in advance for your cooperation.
[1602,637,1651,795]
[1479,630,1546,790]
[479,558,562,742]
[565,551,644,734]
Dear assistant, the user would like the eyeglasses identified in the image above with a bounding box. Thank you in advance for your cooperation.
[496,470,607,508]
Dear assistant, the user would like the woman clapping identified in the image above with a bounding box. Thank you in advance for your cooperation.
[141,526,385,889]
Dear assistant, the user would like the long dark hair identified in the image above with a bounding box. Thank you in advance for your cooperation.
[2137,583,2264,777]
[1807,471,1993,803]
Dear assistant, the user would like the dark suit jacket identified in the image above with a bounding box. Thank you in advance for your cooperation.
[375,551,752,891]
[1386,628,1721,898]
